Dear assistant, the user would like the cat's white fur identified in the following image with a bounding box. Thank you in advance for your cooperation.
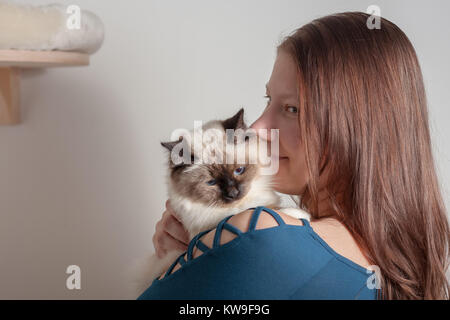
[129,117,311,297]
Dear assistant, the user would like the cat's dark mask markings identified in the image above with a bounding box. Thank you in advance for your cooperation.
[160,108,258,206]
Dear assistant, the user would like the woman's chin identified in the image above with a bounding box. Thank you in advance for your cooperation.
[277,158,289,174]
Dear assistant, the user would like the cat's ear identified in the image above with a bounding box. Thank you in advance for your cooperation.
[222,108,246,131]
[160,137,182,152]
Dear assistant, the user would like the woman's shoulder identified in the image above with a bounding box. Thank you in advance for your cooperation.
[220,207,372,270]
[308,216,372,270]
[159,206,371,280]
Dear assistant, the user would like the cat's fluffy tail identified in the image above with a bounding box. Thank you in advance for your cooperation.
[126,250,182,299]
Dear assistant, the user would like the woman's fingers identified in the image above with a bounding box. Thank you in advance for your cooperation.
[153,228,188,258]
[163,231,188,256]
[163,200,189,244]
[164,213,190,245]
[153,200,190,258]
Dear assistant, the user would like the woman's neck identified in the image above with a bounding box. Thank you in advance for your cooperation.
[313,189,347,220]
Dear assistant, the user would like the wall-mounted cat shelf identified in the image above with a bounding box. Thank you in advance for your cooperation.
[0,49,89,125]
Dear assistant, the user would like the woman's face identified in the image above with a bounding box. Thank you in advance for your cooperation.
[250,50,309,195]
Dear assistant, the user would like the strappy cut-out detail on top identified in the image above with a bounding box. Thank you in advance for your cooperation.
[160,206,308,280]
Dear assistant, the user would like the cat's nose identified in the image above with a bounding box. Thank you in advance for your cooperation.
[224,187,240,201]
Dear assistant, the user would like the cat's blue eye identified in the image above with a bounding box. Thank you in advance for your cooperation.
[234,166,245,175]
[207,179,216,186]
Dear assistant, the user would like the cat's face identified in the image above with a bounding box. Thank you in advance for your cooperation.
[161,108,261,207]
[169,163,259,207]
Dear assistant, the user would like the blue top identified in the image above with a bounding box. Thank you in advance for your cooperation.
[137,206,379,300]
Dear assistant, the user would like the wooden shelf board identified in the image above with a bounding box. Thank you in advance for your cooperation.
[0,50,89,68]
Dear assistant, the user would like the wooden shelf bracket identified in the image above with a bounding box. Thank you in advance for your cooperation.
[0,50,89,125]
[0,67,20,125]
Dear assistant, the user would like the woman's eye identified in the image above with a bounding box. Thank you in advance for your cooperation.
[263,95,271,105]
[234,166,245,175]
[285,106,298,114]
[206,179,216,186]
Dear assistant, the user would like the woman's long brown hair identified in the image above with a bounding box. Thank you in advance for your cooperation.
[278,12,449,299]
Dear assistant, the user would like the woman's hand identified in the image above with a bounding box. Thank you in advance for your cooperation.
[153,200,190,258]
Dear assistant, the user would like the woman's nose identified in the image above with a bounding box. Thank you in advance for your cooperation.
[250,111,276,142]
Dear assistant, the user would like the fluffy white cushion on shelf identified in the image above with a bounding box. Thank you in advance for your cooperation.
[0,2,104,54]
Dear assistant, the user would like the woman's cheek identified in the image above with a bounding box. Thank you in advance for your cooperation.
[273,162,302,194]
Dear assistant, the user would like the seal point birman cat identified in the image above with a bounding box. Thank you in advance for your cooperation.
[129,108,310,297]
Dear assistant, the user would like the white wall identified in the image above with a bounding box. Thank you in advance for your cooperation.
[0,0,449,299]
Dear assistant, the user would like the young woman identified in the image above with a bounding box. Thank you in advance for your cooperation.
[142,12,449,300]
